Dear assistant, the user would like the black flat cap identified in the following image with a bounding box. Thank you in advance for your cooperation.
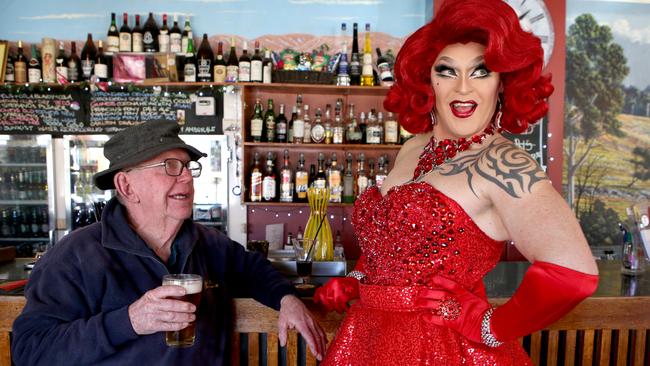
[93,120,206,190]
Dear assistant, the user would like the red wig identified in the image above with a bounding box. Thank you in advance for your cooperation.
[384,0,554,134]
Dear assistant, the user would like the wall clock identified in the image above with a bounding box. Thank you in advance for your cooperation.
[503,0,555,66]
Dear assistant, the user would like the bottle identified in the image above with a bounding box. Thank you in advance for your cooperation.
[313,153,327,189]
[367,158,376,188]
[67,41,81,82]
[106,13,120,53]
[181,16,192,57]
[119,13,132,52]
[28,44,42,84]
[264,99,276,142]
[4,49,15,83]
[279,150,293,203]
[250,41,263,83]
[196,33,214,82]
[262,152,278,202]
[285,232,294,250]
[358,111,367,144]
[339,22,348,53]
[170,14,182,54]
[349,23,361,85]
[183,33,196,82]
[158,14,170,53]
[249,152,262,202]
[238,41,251,82]
[376,48,394,86]
[310,108,325,144]
[30,208,41,238]
[334,230,345,260]
[287,105,296,143]
[356,153,368,197]
[213,41,227,82]
[336,44,351,86]
[328,153,342,203]
[275,104,288,143]
[14,41,27,84]
[375,155,389,189]
[292,97,305,143]
[366,110,382,144]
[332,100,345,144]
[94,40,109,82]
[295,153,308,202]
[400,124,414,144]
[142,12,159,52]
[0,210,11,238]
[345,104,362,144]
[80,33,97,81]
[226,37,239,82]
[262,50,273,84]
[323,104,333,144]
[361,23,374,86]
[249,98,264,142]
[621,207,647,275]
[342,152,355,203]
[384,111,399,144]
[302,104,312,144]
[296,226,304,241]
[132,15,144,52]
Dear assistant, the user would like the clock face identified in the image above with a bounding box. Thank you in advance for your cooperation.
[503,0,555,67]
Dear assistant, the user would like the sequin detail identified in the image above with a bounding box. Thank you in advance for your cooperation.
[321,183,532,365]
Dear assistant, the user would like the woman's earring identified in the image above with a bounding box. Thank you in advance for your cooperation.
[495,99,503,129]
[429,110,437,126]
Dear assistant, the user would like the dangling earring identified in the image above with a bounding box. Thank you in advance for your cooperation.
[429,110,437,127]
[495,98,503,129]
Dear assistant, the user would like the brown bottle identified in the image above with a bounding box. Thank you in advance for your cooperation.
[14,41,27,84]
[67,42,81,82]
[196,33,214,82]
[80,33,97,81]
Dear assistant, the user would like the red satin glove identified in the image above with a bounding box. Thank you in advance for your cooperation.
[314,277,360,313]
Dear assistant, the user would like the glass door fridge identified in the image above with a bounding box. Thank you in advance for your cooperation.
[0,135,55,257]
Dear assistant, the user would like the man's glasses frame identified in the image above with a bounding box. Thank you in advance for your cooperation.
[126,158,202,178]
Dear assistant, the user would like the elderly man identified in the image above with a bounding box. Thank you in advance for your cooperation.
[11,120,326,365]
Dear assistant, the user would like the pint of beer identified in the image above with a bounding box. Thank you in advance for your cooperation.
[162,274,203,347]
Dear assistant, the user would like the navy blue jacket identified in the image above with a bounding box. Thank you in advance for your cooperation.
[11,198,295,365]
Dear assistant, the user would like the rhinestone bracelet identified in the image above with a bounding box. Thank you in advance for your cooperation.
[481,308,504,348]
[347,270,366,283]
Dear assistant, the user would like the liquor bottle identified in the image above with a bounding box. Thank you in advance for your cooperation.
[196,33,214,82]
[313,153,327,189]
[225,37,239,82]
[334,230,345,260]
[275,104,288,143]
[384,111,399,144]
[0,210,11,238]
[213,41,226,82]
[40,207,49,236]
[339,22,348,53]
[358,111,367,144]
[142,12,159,52]
[302,105,312,144]
[349,23,361,85]
[119,13,132,52]
[250,41,263,83]
[5,51,15,83]
[328,153,342,203]
[94,40,109,82]
[323,104,333,144]
[400,124,414,144]
[361,23,374,86]
[80,33,97,81]
[67,41,81,82]
[28,44,41,84]
[367,158,376,188]
[375,155,388,189]
[170,14,182,54]
[345,104,362,144]
[132,15,144,52]
[181,16,192,57]
[250,98,264,142]
[262,152,278,202]
[332,100,345,144]
[14,41,27,84]
[279,150,293,202]
[366,110,382,144]
[287,105,296,143]
[292,96,305,144]
[342,152,355,203]
[262,50,273,84]
[249,152,262,202]
[285,232,294,250]
[183,33,196,82]
[158,14,170,53]
[310,108,325,144]
[30,208,41,238]
[295,153,308,202]
[356,153,368,197]
[107,13,120,53]
[238,41,251,82]
[264,99,276,142]
[376,48,394,86]
[336,44,351,86]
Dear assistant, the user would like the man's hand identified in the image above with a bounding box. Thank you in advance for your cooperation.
[278,295,327,361]
[128,285,197,335]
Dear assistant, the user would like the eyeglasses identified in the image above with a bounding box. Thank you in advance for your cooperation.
[126,158,202,178]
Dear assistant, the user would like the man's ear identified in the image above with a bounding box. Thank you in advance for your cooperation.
[114,172,140,203]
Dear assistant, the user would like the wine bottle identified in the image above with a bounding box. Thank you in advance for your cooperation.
[142,12,159,53]
[5,50,15,83]
[250,98,264,142]
[94,40,109,82]
[14,41,27,84]
[196,33,214,82]
[183,32,196,82]
[169,14,182,54]
[262,49,273,84]
[181,16,192,56]
[275,104,288,143]
[27,44,41,83]
[132,15,144,52]
[238,41,251,82]
[67,41,81,82]
[106,13,120,53]
[158,14,170,53]
[225,37,239,82]
[349,23,361,85]
[264,98,276,142]
[213,41,226,82]
[119,13,132,52]
[80,33,97,81]
[250,41,263,83]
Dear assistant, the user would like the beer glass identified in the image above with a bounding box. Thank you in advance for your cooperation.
[162,274,203,347]
[292,238,315,289]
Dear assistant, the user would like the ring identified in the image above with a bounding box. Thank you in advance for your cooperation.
[436,297,461,321]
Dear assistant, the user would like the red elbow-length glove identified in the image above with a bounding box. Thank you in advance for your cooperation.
[417,261,599,344]
[314,256,366,313]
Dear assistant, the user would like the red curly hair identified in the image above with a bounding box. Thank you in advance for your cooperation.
[384,0,554,135]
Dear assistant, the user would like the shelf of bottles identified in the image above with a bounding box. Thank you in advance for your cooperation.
[0,142,50,257]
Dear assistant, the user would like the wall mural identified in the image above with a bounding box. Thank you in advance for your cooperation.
[565,0,650,250]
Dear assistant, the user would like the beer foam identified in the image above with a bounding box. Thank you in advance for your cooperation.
[164,279,202,294]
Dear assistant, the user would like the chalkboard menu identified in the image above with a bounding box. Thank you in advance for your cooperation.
[0,87,223,135]
[503,117,548,170]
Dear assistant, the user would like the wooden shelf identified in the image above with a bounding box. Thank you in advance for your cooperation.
[245,201,354,207]
[243,142,401,150]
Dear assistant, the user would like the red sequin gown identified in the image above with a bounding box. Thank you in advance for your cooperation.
[322,182,532,365]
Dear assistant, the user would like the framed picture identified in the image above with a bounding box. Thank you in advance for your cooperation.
[0,41,7,83]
